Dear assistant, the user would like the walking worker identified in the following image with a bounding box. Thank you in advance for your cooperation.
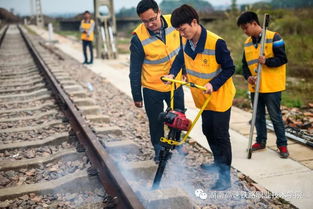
[166,4,236,190]
[237,11,289,158]
[129,0,184,163]
[80,10,94,64]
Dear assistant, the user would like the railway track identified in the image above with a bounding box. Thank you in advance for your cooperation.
[0,25,297,208]
[0,25,143,209]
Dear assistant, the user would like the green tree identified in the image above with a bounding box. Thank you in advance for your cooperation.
[116,7,137,18]
[271,0,313,8]
[159,0,214,14]
[231,0,238,12]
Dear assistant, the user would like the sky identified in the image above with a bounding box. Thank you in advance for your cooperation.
[0,0,263,16]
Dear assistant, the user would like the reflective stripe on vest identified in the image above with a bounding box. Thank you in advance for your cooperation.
[81,20,94,41]
[186,68,222,79]
[244,30,286,93]
[184,30,235,112]
[133,15,182,92]
[143,46,180,64]
[141,26,175,46]
[244,38,273,47]
[201,49,215,55]
[247,59,258,66]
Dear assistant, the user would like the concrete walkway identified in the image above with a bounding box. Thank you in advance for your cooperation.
[28,25,313,209]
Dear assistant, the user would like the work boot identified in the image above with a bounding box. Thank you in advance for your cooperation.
[200,163,219,173]
[211,165,231,191]
[278,146,289,158]
[211,177,231,191]
[251,142,266,151]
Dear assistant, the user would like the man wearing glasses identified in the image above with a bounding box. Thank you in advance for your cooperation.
[129,0,184,163]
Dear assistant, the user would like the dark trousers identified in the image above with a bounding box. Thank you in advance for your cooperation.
[251,91,287,147]
[143,87,184,156]
[82,40,93,63]
[202,108,232,167]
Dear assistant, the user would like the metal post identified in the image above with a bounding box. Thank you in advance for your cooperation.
[30,0,35,24]
[100,26,108,58]
[247,14,270,159]
[94,0,117,59]
[108,25,117,58]
[48,23,53,41]
[93,0,100,58]
[35,0,44,27]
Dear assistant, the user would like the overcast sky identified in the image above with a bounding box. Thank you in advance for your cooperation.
[1,0,262,15]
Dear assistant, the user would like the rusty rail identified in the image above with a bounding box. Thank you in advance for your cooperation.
[0,25,9,48]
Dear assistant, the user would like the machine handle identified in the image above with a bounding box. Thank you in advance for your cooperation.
[161,76,207,91]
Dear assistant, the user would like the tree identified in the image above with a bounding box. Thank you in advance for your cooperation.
[231,0,238,12]
[271,0,313,8]
[159,0,214,14]
[116,7,137,18]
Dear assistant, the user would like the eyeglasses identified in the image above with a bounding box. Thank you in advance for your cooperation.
[142,14,158,24]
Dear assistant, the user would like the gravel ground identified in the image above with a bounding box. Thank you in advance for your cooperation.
[0,189,108,209]
[0,102,56,115]
[0,155,88,188]
[0,111,64,129]
[0,59,35,68]
[0,141,75,161]
[49,49,296,208]
[0,123,71,144]
[0,84,42,92]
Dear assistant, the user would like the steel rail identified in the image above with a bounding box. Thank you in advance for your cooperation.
[17,25,145,209]
[266,121,313,148]
[0,25,9,48]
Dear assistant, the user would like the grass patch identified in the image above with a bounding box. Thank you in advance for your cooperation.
[56,30,81,41]
[235,88,249,99]
[281,91,302,108]
[117,37,131,54]
[232,75,251,110]
[24,25,37,35]
[232,75,308,109]
[117,37,131,45]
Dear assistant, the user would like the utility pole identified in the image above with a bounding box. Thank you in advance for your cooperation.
[93,0,117,59]
[29,0,34,24]
[34,0,44,27]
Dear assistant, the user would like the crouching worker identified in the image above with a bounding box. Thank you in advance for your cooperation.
[165,4,236,190]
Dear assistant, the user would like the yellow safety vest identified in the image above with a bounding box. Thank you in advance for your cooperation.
[184,31,236,112]
[81,19,94,41]
[244,30,286,93]
[133,15,182,92]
